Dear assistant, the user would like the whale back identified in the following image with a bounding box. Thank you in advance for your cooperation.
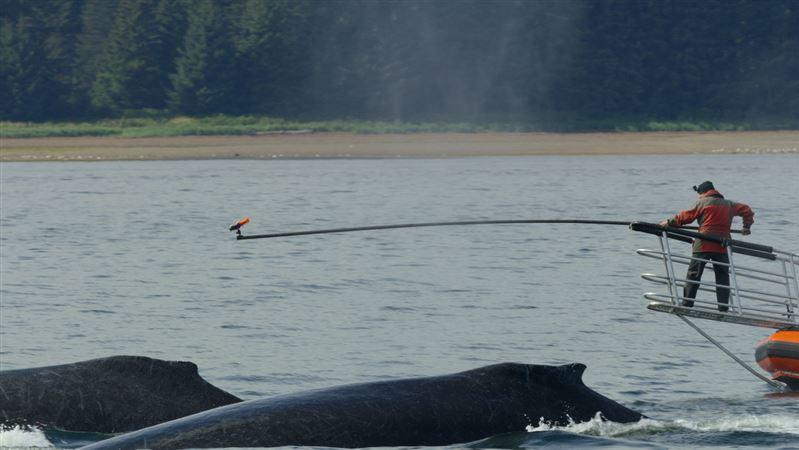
[0,356,241,433]
[80,362,642,450]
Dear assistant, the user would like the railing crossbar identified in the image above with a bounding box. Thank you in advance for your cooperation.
[641,274,798,304]
[735,270,794,285]
[774,249,799,258]
[637,249,794,282]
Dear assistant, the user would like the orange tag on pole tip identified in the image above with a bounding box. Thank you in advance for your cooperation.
[229,217,250,231]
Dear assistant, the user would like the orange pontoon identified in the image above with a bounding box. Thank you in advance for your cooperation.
[756,330,799,389]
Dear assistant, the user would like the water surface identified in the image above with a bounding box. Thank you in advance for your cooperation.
[1,155,798,448]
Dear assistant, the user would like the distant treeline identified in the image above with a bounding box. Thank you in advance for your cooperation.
[2,0,798,124]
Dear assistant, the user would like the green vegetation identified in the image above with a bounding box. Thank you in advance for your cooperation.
[4,116,799,139]
[0,117,498,138]
[2,0,798,128]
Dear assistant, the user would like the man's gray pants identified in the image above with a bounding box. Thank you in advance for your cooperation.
[683,252,730,312]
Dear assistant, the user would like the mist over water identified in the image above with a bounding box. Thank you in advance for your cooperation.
[313,1,584,120]
[1,154,798,449]
[308,0,585,120]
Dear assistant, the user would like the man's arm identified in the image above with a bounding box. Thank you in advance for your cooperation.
[734,202,754,235]
[660,202,701,227]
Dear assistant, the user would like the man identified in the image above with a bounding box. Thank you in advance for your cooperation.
[660,181,754,312]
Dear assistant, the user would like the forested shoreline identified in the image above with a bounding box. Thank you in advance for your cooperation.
[2,0,798,129]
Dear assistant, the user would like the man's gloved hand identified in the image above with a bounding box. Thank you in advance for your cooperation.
[741,228,751,236]
[659,220,669,227]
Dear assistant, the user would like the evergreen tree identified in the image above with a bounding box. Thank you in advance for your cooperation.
[0,16,40,119]
[235,0,311,115]
[75,0,120,113]
[90,0,177,113]
[0,0,81,120]
[153,0,188,104]
[46,0,83,116]
[168,0,237,114]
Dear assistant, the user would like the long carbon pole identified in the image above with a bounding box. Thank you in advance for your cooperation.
[235,219,741,240]
[236,220,631,240]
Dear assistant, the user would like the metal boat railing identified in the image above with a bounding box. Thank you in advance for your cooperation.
[630,222,799,330]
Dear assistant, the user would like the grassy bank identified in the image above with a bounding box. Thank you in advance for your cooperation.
[3,115,799,139]
[1,116,488,138]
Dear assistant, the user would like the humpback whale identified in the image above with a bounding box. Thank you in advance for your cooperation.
[80,362,644,449]
[0,356,242,433]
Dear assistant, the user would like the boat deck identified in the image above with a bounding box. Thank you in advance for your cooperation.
[647,300,799,330]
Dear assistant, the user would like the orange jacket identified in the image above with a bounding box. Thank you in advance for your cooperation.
[667,189,754,253]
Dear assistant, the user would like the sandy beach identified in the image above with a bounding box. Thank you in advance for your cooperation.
[2,131,798,161]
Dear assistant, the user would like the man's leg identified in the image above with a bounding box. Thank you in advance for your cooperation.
[710,253,730,312]
[683,253,707,307]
